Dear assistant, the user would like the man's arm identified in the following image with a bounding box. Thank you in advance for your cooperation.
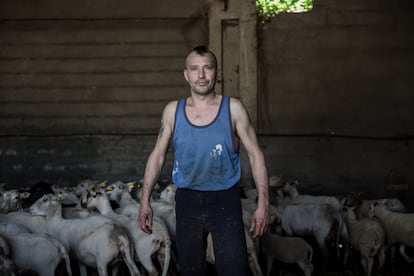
[138,101,176,233]
[231,98,269,238]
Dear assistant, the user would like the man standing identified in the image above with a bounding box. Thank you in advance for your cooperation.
[138,45,269,276]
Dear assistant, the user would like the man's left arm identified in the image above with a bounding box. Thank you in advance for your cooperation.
[231,98,270,238]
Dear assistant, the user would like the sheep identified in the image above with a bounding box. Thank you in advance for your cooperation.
[260,229,313,276]
[74,179,103,197]
[19,181,55,209]
[0,234,17,276]
[275,202,349,266]
[0,232,72,276]
[28,193,141,276]
[0,223,30,235]
[342,206,385,276]
[0,190,22,214]
[0,221,72,276]
[82,188,171,276]
[356,198,406,219]
[106,181,141,215]
[368,200,414,265]
[341,192,406,219]
[281,180,342,210]
[206,226,264,276]
[159,184,177,204]
[107,182,177,242]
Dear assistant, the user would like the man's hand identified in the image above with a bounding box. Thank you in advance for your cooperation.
[249,204,269,238]
[138,202,153,234]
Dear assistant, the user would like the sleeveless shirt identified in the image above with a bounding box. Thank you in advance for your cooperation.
[172,96,240,191]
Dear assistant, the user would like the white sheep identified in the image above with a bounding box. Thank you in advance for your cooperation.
[206,226,264,276]
[159,184,177,204]
[0,230,72,276]
[82,188,171,276]
[356,198,406,218]
[0,190,23,214]
[107,182,177,242]
[368,200,414,265]
[342,206,385,276]
[275,202,349,265]
[0,234,16,276]
[28,194,141,276]
[260,229,313,276]
[281,180,342,210]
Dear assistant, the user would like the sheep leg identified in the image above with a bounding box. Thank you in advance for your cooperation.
[377,245,386,270]
[360,256,369,276]
[366,256,374,276]
[247,246,264,276]
[399,244,414,265]
[139,254,158,276]
[297,260,313,276]
[78,263,88,276]
[265,255,273,276]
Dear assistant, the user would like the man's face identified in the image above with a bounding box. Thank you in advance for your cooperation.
[184,52,218,95]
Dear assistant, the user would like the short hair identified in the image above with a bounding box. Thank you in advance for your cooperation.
[186,45,218,69]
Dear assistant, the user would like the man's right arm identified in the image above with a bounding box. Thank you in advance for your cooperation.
[138,101,176,233]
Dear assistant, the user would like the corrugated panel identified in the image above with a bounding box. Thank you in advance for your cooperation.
[0,18,208,135]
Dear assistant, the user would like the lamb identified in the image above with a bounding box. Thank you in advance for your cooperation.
[342,206,385,276]
[368,200,414,265]
[28,193,141,276]
[82,187,171,276]
[260,230,313,276]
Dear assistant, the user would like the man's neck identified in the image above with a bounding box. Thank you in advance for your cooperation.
[189,91,219,107]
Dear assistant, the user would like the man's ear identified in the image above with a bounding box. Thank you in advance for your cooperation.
[183,69,189,82]
[216,68,221,79]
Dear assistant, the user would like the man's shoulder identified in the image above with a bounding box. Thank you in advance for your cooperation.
[228,97,245,111]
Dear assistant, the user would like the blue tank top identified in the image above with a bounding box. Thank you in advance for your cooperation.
[172,96,240,191]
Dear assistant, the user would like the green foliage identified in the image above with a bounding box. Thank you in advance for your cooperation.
[256,0,313,22]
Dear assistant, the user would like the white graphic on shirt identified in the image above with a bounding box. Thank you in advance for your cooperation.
[172,161,179,175]
[210,144,223,159]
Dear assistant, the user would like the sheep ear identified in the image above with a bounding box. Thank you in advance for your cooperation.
[56,194,63,201]
[19,192,30,199]
[127,182,135,189]
[380,199,388,205]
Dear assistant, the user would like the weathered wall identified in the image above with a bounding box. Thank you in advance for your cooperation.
[258,0,414,208]
[0,0,413,212]
[0,0,208,187]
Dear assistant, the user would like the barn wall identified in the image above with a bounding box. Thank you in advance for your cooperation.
[258,0,414,207]
[0,0,208,187]
[0,0,413,212]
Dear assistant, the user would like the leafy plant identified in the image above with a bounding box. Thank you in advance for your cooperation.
[256,0,313,22]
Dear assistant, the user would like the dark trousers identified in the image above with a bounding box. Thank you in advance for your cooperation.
[175,185,249,276]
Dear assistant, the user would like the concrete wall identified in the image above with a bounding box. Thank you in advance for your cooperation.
[0,0,413,211]
[258,0,414,208]
[0,0,207,187]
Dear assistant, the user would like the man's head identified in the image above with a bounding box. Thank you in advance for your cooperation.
[184,45,219,96]
[185,45,218,70]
